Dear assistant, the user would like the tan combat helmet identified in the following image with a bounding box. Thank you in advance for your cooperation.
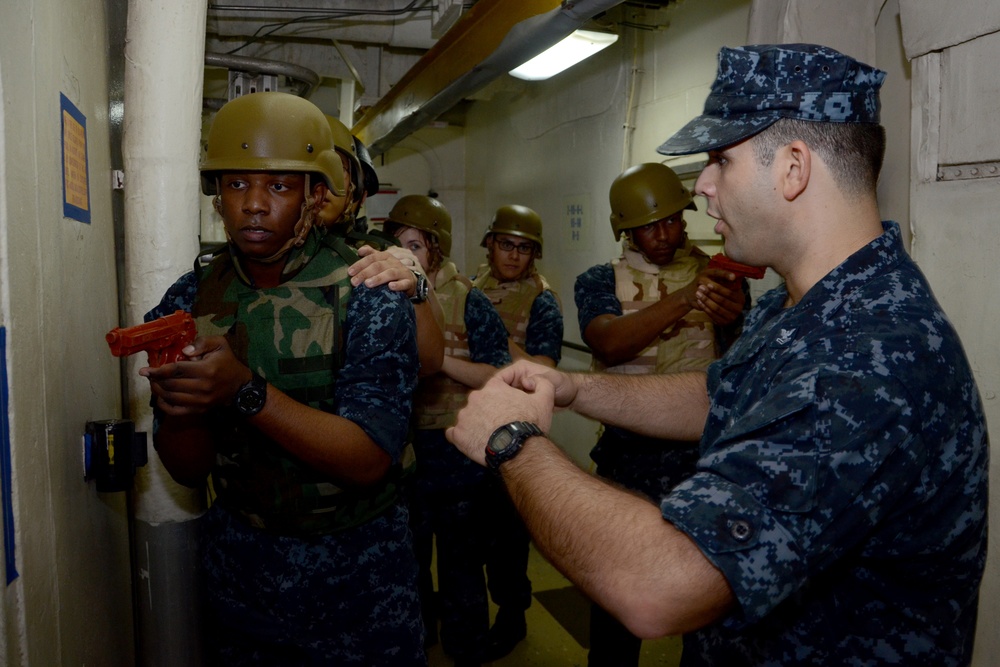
[200,92,341,261]
[199,91,344,197]
[325,115,360,199]
[608,163,697,241]
[480,204,543,258]
[387,195,453,256]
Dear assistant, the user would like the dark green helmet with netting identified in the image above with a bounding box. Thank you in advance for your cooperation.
[353,135,380,198]
[200,92,344,196]
[480,204,543,258]
[608,163,696,240]
[387,195,452,256]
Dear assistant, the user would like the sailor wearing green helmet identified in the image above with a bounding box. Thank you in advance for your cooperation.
[141,91,426,665]
[471,204,564,661]
[573,161,746,667]
[384,194,511,664]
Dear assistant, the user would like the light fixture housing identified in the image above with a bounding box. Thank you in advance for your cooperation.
[509,29,619,81]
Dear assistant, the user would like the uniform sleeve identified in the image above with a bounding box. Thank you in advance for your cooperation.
[143,271,198,322]
[660,362,923,627]
[525,290,564,364]
[144,272,199,432]
[464,288,512,368]
[573,263,619,335]
[336,284,419,462]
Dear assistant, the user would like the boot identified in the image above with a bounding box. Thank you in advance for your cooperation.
[478,607,527,662]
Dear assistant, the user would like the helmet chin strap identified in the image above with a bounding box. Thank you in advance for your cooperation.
[220,174,318,264]
[623,231,650,263]
[317,178,356,228]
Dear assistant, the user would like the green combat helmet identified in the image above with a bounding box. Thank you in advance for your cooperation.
[387,195,453,256]
[480,204,543,258]
[200,92,343,261]
[200,91,344,197]
[608,162,697,241]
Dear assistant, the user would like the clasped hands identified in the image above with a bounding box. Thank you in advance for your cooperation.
[446,360,575,466]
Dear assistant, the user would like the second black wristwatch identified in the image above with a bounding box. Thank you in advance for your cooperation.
[234,371,267,417]
[485,421,544,470]
[409,270,429,303]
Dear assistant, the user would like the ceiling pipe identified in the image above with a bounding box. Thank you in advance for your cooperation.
[203,51,321,109]
[207,0,440,51]
[353,0,625,157]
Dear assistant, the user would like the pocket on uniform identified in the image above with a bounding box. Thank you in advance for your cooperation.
[704,373,819,514]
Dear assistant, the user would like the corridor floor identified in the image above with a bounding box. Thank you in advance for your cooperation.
[426,543,683,667]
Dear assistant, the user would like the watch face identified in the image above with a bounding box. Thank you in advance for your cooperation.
[236,387,264,411]
[486,421,542,470]
[490,428,515,452]
[235,375,266,415]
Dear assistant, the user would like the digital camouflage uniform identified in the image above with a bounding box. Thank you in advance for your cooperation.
[647,43,989,667]
[409,260,511,661]
[660,222,988,666]
[472,265,563,616]
[147,229,426,666]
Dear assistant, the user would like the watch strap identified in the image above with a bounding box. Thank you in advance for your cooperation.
[409,270,428,303]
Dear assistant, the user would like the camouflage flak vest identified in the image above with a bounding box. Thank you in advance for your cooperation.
[473,265,555,346]
[591,243,718,375]
[413,261,473,430]
[192,233,403,536]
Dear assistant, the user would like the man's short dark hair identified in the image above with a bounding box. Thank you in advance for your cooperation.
[749,119,886,196]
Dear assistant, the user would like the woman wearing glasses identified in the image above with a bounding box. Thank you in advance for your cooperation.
[471,204,564,662]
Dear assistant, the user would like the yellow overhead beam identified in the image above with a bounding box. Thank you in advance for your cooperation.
[353,0,620,156]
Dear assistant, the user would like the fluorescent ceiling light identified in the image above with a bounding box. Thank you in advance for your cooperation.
[509,29,618,81]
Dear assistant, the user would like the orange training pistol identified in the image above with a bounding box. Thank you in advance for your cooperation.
[105,310,197,368]
[707,253,767,280]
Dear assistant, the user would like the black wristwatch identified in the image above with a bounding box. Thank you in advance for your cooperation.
[485,421,544,470]
[409,270,429,304]
[234,371,267,417]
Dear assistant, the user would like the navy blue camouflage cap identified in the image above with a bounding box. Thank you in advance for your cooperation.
[657,43,886,156]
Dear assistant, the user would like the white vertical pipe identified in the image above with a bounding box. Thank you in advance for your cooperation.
[339,77,356,127]
[123,0,206,521]
[123,1,208,664]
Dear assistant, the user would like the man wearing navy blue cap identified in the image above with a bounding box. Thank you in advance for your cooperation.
[447,43,988,666]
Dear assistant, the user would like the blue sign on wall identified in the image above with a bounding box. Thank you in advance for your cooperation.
[1,327,17,584]
[60,93,91,224]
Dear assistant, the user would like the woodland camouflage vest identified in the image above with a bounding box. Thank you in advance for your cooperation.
[192,232,405,536]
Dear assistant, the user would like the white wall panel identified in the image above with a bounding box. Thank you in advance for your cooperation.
[908,37,1000,665]
[939,33,1000,164]
[899,0,1000,59]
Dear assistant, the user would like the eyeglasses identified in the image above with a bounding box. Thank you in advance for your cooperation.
[496,239,536,255]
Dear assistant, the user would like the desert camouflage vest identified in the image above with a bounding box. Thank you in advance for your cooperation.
[473,265,553,346]
[413,262,473,430]
[592,243,717,375]
[192,232,404,536]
